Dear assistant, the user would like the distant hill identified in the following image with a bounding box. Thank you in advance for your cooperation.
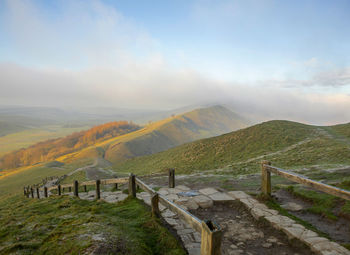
[0,121,140,169]
[0,105,248,170]
[54,105,248,165]
[113,120,350,174]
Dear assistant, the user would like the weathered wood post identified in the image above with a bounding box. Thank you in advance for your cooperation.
[151,193,160,217]
[44,187,48,198]
[261,160,272,195]
[201,220,222,255]
[96,179,101,200]
[68,186,72,192]
[58,184,62,196]
[128,173,136,197]
[84,185,87,192]
[36,187,40,199]
[30,187,34,198]
[25,186,29,197]
[113,175,118,190]
[168,168,175,188]
[74,180,79,197]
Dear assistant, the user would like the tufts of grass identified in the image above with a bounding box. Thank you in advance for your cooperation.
[286,186,340,221]
[257,194,330,239]
[0,195,186,255]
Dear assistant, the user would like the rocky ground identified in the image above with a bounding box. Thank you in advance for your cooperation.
[274,189,350,244]
[35,170,350,255]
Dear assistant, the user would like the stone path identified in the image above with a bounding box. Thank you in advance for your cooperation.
[43,184,350,255]
[228,191,350,255]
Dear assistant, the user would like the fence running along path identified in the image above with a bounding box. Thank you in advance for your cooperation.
[24,170,222,255]
[261,160,350,201]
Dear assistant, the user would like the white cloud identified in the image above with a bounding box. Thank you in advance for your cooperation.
[1,62,350,125]
[2,0,158,69]
[1,0,350,125]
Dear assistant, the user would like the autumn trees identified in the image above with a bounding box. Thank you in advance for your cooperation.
[0,121,140,169]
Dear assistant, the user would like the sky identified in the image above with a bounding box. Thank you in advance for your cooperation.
[0,0,350,124]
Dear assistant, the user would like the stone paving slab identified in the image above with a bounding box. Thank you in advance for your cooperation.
[209,192,235,203]
[47,184,349,255]
[227,191,350,255]
[198,187,219,196]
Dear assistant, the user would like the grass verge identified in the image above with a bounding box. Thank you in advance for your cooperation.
[0,195,186,255]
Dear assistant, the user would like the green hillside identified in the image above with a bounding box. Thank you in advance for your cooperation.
[57,105,247,165]
[113,120,350,175]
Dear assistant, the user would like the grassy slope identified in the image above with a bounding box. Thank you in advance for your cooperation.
[57,105,247,165]
[0,125,91,157]
[0,158,94,197]
[113,120,319,174]
[329,123,350,139]
[0,195,185,255]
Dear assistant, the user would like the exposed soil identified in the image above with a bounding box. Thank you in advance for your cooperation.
[141,174,350,250]
[85,168,112,180]
[274,189,350,244]
[191,202,314,255]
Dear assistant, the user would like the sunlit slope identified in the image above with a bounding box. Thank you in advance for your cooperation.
[113,120,350,174]
[58,105,248,164]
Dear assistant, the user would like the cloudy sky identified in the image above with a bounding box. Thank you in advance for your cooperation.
[0,0,350,124]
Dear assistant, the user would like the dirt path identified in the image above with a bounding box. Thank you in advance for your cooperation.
[192,203,312,255]
[142,174,350,253]
[66,158,115,180]
[274,189,350,244]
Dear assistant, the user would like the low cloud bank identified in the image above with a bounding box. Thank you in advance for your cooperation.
[1,63,349,126]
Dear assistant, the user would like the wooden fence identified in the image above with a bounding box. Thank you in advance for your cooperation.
[261,160,350,201]
[24,170,222,255]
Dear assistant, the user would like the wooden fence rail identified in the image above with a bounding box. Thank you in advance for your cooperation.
[135,176,222,255]
[24,169,222,255]
[261,160,350,201]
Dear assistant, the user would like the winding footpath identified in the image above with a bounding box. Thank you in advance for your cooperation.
[38,181,350,255]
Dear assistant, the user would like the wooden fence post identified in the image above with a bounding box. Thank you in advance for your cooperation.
[168,168,175,188]
[84,185,87,192]
[261,160,272,195]
[25,187,30,198]
[36,187,40,199]
[151,193,160,217]
[58,184,61,196]
[96,180,101,200]
[115,183,118,190]
[44,187,48,198]
[201,220,222,255]
[68,187,72,193]
[30,187,34,198]
[129,174,136,197]
[74,180,79,197]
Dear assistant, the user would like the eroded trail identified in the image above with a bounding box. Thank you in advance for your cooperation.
[274,189,350,244]
[192,203,311,255]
